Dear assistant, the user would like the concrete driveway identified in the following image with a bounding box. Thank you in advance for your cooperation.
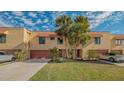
[0,59,48,81]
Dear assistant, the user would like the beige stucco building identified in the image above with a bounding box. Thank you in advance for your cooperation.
[0,27,124,59]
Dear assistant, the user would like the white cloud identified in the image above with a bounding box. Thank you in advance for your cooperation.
[51,11,67,20]
[107,12,124,24]
[111,30,120,34]
[86,12,96,19]
[93,12,124,29]
[89,11,114,29]
[46,28,50,31]
[12,11,23,16]
[28,12,37,18]
[38,11,45,14]
[1,11,124,32]
[21,17,35,26]
[42,25,48,28]
[72,13,78,18]
[43,19,48,23]
[36,19,42,24]
[0,17,13,27]
[3,12,10,15]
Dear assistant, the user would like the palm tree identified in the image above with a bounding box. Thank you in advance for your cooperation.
[68,16,90,59]
[55,15,73,58]
[55,15,90,59]
[74,16,90,59]
[68,23,84,59]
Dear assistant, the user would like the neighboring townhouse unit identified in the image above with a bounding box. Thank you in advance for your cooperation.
[0,27,31,58]
[0,27,124,59]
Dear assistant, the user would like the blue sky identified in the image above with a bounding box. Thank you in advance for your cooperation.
[0,11,124,34]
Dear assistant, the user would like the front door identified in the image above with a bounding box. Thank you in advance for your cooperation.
[77,49,81,58]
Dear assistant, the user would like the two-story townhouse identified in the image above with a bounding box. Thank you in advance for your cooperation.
[29,31,66,58]
[29,31,124,59]
[0,27,31,58]
[111,34,124,54]
[0,27,124,59]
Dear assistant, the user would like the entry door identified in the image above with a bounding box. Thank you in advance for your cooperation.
[77,50,81,58]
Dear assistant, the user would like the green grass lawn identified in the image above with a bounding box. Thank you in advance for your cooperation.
[30,62,124,81]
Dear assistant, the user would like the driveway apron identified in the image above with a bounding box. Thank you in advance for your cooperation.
[0,60,47,81]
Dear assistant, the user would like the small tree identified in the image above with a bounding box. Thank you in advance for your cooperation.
[49,47,60,62]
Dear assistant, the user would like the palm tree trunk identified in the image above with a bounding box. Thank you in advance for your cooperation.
[81,48,83,60]
[81,45,85,60]
[72,48,75,59]
[69,46,73,59]
[64,38,69,58]
[73,45,77,59]
[75,46,77,59]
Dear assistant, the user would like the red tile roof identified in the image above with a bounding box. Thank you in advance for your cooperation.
[88,32,103,37]
[113,35,124,39]
[37,32,105,37]
[37,32,57,37]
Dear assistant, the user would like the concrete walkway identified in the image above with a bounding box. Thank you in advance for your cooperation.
[0,60,47,81]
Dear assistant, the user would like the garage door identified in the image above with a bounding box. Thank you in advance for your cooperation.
[111,50,122,54]
[30,50,49,59]
[89,49,109,55]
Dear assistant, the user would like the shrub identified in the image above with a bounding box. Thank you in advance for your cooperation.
[49,58,64,63]
[49,47,61,62]
[109,51,120,55]
[15,51,26,61]
[88,50,98,59]
[68,49,73,59]
[55,58,64,63]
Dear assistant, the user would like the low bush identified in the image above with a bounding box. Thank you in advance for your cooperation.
[88,50,98,60]
[49,47,60,62]
[49,58,64,63]
[15,51,26,61]
[109,51,120,55]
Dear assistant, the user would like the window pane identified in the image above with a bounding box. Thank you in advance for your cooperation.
[118,40,120,45]
[39,37,45,44]
[94,37,101,44]
[57,38,63,44]
[121,40,124,45]
[115,40,117,45]
[117,40,119,45]
[0,35,6,43]
[115,39,124,45]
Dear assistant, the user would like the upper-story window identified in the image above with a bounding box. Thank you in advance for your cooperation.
[94,37,101,45]
[115,39,124,45]
[0,35,6,43]
[50,37,55,40]
[39,37,45,44]
[57,38,63,44]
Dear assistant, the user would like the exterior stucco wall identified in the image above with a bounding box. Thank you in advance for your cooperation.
[110,35,124,54]
[82,32,111,58]
[30,32,66,50]
[0,28,25,50]
[23,29,31,58]
[29,31,124,58]
[24,29,30,44]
